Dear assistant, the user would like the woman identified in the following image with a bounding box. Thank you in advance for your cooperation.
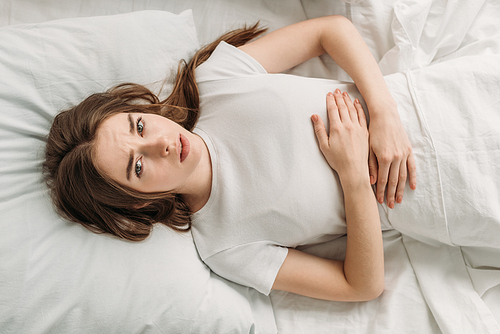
[44,16,416,301]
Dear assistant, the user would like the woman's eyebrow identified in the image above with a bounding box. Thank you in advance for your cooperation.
[126,152,133,181]
[128,113,135,134]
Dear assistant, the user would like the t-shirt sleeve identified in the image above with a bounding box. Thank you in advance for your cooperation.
[195,41,267,83]
[203,242,288,295]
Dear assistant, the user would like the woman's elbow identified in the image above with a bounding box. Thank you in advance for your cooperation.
[325,14,354,29]
[352,281,385,302]
[370,283,385,300]
[362,282,385,301]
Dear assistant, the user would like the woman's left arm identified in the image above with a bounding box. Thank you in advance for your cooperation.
[239,16,417,207]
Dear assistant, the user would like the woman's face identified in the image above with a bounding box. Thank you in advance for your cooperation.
[93,112,203,194]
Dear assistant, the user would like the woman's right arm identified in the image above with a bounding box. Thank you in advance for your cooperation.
[271,90,384,301]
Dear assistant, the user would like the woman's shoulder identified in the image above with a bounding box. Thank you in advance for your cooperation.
[195,41,268,83]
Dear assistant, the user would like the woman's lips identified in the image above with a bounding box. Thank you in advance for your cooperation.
[179,134,190,163]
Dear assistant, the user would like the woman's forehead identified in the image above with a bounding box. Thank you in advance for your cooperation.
[101,112,130,128]
[93,113,132,181]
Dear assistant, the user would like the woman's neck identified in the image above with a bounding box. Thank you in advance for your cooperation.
[181,135,212,213]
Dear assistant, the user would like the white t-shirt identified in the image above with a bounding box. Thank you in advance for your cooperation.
[192,42,367,295]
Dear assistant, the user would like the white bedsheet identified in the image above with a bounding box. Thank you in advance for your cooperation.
[1,0,499,333]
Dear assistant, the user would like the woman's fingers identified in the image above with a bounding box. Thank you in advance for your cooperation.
[368,149,378,185]
[315,91,343,148]
[354,99,367,128]
[408,150,417,190]
[326,92,341,128]
[376,154,414,208]
[311,114,328,150]
[376,159,391,204]
[334,89,350,122]
[385,161,402,209]
[342,92,359,124]
[395,160,408,204]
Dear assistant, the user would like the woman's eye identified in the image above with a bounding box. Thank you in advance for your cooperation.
[137,117,144,136]
[135,159,142,177]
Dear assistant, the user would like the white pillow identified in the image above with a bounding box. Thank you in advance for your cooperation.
[0,10,275,333]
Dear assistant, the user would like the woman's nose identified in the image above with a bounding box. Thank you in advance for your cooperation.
[141,136,170,157]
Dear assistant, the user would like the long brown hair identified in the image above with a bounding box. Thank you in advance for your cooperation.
[43,23,267,241]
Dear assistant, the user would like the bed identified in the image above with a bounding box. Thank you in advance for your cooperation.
[0,0,499,333]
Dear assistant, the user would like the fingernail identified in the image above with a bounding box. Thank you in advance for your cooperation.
[311,114,318,122]
[370,175,375,184]
[343,91,348,96]
[335,89,341,94]
[389,202,394,209]
[397,196,403,203]
[327,92,333,97]
[355,98,359,104]
[378,197,383,203]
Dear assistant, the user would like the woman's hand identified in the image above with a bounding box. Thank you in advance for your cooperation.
[311,89,369,186]
[368,103,417,209]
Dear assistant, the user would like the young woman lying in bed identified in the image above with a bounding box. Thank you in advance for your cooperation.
[44,16,417,302]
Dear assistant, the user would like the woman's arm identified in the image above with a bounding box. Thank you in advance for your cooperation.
[272,91,384,301]
[239,16,416,208]
[239,16,388,102]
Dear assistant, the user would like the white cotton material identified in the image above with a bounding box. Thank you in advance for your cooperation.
[192,42,386,295]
